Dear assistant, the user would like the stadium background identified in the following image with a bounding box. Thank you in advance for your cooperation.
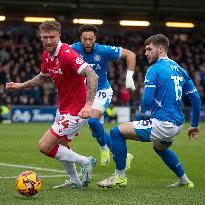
[0,0,205,122]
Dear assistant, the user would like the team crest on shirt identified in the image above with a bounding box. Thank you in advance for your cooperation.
[76,57,84,64]
[94,55,101,62]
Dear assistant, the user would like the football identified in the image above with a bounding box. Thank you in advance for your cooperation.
[16,171,42,197]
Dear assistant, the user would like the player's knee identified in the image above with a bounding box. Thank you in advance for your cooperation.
[88,117,99,128]
[153,141,168,152]
[153,145,161,153]
[38,140,49,155]
[38,140,44,153]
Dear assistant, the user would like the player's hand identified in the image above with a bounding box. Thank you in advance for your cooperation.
[125,80,136,91]
[6,82,23,91]
[125,70,136,91]
[187,127,199,140]
[78,102,92,119]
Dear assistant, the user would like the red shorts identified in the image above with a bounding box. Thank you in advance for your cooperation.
[50,110,87,142]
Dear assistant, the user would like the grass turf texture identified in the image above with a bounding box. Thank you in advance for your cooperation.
[0,122,205,205]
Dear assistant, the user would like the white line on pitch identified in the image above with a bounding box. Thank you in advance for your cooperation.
[0,163,65,173]
[0,175,68,179]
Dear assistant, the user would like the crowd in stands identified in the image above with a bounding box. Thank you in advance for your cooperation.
[0,26,205,110]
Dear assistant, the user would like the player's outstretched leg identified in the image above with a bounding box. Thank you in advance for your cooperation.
[97,126,127,188]
[88,117,111,166]
[153,146,194,188]
[105,130,133,171]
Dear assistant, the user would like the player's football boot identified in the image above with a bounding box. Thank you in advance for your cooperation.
[53,180,82,189]
[81,156,97,187]
[97,174,127,188]
[101,149,110,166]
[125,153,134,171]
[167,180,194,188]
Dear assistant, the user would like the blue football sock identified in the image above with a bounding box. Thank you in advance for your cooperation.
[153,147,185,177]
[88,117,107,147]
[110,126,127,170]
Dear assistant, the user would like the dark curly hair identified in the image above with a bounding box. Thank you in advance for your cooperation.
[79,24,98,35]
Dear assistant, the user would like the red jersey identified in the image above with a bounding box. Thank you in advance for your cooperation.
[40,41,88,115]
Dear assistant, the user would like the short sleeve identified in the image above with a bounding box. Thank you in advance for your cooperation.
[103,45,122,60]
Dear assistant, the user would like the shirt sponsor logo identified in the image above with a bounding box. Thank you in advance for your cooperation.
[95,64,101,70]
[48,68,63,75]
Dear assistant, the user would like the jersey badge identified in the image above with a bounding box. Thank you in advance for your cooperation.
[76,57,84,65]
[94,55,101,62]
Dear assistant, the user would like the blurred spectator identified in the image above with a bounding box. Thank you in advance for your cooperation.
[0,26,205,107]
[105,103,118,123]
[0,104,10,122]
[119,86,130,105]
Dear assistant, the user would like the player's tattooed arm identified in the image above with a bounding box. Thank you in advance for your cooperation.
[6,73,51,91]
[81,65,98,103]
[22,73,52,88]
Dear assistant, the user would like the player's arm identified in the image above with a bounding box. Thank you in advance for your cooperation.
[80,65,98,103]
[140,85,156,113]
[121,48,136,91]
[67,46,98,118]
[78,65,98,118]
[138,87,155,120]
[139,67,156,118]
[184,79,201,140]
[6,73,51,91]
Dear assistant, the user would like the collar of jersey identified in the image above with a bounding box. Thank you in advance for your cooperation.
[52,41,63,57]
[157,57,169,62]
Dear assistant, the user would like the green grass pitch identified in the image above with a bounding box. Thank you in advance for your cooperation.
[0,122,205,205]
